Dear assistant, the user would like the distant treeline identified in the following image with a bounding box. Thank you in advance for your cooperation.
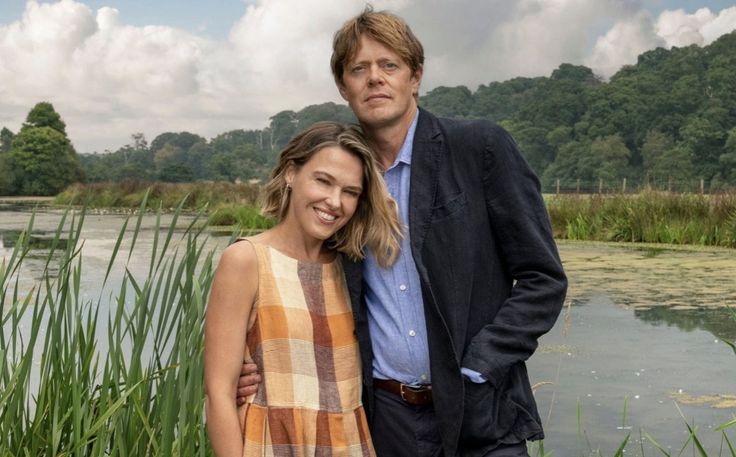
[1,32,735,196]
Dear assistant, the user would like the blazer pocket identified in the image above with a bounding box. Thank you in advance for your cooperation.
[432,191,467,222]
[459,378,518,450]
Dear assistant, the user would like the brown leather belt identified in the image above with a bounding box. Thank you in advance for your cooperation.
[373,379,433,406]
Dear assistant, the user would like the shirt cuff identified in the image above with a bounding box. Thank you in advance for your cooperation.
[461,367,487,383]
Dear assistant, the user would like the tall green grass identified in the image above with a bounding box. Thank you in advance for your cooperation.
[0,195,220,456]
[3,195,734,455]
[546,191,736,248]
[54,181,260,212]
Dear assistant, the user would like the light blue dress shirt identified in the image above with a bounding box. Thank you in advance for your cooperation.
[363,112,431,385]
[363,111,486,386]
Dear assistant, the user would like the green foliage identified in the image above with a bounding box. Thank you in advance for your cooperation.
[0,126,14,153]
[1,103,84,196]
[23,101,67,134]
[0,205,215,455]
[0,153,16,195]
[54,181,261,211]
[207,203,275,231]
[546,191,736,247]
[420,86,474,118]
[8,32,736,193]
[6,126,84,195]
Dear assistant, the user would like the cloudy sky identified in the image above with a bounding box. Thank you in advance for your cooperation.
[1,0,735,153]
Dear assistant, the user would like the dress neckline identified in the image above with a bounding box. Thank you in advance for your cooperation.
[237,237,339,266]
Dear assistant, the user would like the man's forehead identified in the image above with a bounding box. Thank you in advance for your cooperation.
[347,36,402,62]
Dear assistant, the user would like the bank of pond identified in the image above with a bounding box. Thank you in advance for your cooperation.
[1,204,735,455]
[53,182,736,248]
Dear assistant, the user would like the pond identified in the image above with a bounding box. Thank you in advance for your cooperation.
[2,206,735,454]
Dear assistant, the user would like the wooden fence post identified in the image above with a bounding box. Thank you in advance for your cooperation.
[556,179,560,195]
[701,178,705,195]
[599,178,603,194]
[576,178,580,194]
[622,178,627,193]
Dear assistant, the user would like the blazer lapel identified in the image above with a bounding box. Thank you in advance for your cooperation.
[341,255,364,315]
[408,108,443,260]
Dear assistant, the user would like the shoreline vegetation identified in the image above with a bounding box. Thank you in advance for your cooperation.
[46,181,736,249]
[1,200,734,455]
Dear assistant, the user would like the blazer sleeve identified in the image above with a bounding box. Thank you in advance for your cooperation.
[461,123,568,388]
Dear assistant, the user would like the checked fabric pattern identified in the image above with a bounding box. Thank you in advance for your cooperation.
[238,242,375,457]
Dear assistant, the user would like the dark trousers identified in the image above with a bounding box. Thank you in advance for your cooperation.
[371,387,529,457]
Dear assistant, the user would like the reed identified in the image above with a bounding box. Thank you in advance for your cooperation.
[54,181,261,212]
[546,191,736,248]
[3,196,734,455]
[0,194,220,456]
[206,204,274,232]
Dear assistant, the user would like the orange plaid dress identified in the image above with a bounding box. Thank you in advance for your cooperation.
[238,242,375,457]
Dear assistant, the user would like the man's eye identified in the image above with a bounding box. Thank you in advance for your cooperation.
[351,65,365,73]
[316,177,330,184]
[383,62,398,70]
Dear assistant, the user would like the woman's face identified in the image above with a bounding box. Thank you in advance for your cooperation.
[285,145,364,242]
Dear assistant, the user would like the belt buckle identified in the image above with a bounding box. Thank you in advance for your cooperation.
[399,383,429,403]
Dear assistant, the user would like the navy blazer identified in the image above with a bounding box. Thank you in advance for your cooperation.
[344,108,567,456]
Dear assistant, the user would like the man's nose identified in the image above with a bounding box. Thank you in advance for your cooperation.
[367,65,384,85]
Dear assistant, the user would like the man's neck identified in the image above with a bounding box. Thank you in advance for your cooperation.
[363,107,418,170]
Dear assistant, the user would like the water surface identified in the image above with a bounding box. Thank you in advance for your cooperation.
[2,208,735,454]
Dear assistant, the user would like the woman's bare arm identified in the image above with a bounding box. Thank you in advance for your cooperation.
[204,241,258,457]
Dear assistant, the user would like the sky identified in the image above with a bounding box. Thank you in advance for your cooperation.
[1,0,735,153]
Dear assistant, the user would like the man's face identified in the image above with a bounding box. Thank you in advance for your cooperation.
[338,35,422,130]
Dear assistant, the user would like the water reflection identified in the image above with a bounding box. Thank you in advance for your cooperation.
[0,229,69,251]
[635,306,736,341]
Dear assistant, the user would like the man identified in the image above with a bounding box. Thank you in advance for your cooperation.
[238,7,567,457]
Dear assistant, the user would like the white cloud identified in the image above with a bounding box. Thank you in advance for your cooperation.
[586,11,664,78]
[0,0,734,153]
[587,5,736,78]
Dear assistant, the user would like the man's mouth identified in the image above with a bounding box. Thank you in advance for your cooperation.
[366,93,390,102]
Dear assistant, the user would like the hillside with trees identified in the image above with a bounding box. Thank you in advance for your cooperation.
[1,31,734,195]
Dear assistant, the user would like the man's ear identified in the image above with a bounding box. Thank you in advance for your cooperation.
[337,80,349,101]
[411,65,424,96]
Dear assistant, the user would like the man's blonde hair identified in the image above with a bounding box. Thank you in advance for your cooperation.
[331,6,424,91]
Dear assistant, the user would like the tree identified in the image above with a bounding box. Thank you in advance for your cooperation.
[641,130,676,186]
[268,111,298,151]
[7,126,83,195]
[23,102,67,134]
[590,134,631,183]
[719,127,736,181]
[1,127,14,153]
[680,112,728,181]
[150,131,205,155]
[0,154,16,194]
[5,103,84,195]
[420,86,473,118]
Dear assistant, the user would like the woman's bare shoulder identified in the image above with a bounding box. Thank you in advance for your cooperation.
[216,239,258,275]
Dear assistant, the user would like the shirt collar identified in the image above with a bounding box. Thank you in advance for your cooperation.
[386,109,419,171]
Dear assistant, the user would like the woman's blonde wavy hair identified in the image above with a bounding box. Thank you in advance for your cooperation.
[261,121,401,267]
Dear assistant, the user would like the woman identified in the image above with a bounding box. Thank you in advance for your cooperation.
[204,122,401,457]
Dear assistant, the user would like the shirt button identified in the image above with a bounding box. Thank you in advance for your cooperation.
[409,330,416,337]
[421,374,427,381]
[399,284,407,291]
